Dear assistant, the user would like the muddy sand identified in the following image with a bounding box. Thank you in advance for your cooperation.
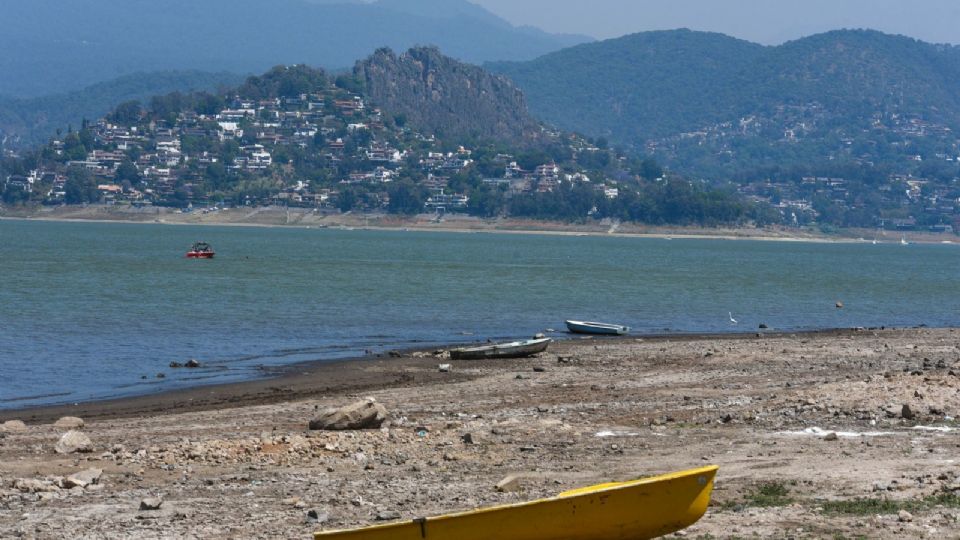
[3,328,960,539]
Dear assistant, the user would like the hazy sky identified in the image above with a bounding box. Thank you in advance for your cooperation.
[471,0,960,44]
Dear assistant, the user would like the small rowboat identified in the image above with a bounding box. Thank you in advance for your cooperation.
[449,337,551,360]
[186,242,215,259]
[565,320,630,335]
[315,465,719,540]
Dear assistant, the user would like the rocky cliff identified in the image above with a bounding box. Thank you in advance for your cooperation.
[355,47,541,145]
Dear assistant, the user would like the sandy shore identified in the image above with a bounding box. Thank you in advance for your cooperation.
[5,204,954,245]
[3,328,960,538]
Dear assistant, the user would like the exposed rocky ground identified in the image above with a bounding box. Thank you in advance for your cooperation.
[3,328,960,539]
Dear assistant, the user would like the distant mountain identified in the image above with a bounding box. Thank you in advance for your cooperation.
[0,71,243,148]
[355,47,541,144]
[0,0,591,98]
[492,30,767,142]
[490,29,960,180]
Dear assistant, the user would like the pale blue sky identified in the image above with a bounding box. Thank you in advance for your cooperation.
[471,0,960,44]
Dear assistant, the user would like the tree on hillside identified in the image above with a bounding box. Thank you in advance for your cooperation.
[64,166,99,204]
[109,100,143,125]
[388,180,426,214]
[239,65,328,100]
[337,186,360,212]
[2,182,30,205]
[62,130,91,161]
[114,160,141,185]
[639,158,663,181]
[467,183,506,217]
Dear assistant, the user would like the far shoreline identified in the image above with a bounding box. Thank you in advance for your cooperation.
[3,205,957,245]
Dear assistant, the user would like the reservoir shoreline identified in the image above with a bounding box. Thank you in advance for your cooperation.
[3,205,956,245]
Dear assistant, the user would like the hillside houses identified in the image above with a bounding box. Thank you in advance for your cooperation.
[5,66,795,227]
[3,72,626,214]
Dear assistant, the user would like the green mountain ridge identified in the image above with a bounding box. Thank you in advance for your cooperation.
[489,29,960,180]
[0,71,245,149]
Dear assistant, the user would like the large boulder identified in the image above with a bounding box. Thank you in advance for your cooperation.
[64,468,102,489]
[55,430,93,454]
[309,399,388,431]
[1,420,27,433]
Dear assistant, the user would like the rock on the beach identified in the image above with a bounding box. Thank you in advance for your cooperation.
[898,510,913,522]
[64,468,102,489]
[55,430,93,454]
[823,432,839,441]
[496,475,521,493]
[1,420,27,432]
[461,432,480,445]
[306,509,330,524]
[140,497,164,511]
[901,404,915,420]
[14,478,59,493]
[309,399,388,431]
[53,416,84,429]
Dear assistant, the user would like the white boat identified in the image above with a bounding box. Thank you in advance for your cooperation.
[449,338,552,360]
[565,320,630,335]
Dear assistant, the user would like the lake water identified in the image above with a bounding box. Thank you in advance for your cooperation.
[1,219,958,409]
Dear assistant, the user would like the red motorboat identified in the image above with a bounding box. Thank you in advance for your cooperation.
[186,242,215,259]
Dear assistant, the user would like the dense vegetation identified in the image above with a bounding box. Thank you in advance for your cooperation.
[490,29,960,179]
[490,29,960,232]
[491,30,767,143]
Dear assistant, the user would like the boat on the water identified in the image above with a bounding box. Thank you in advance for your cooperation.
[565,320,630,335]
[186,242,215,259]
[449,337,551,360]
[314,465,719,540]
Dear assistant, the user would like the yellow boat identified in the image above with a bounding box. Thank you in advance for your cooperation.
[314,465,718,540]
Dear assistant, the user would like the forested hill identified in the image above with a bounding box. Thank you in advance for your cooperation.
[0,72,244,149]
[491,30,767,143]
[490,29,960,181]
[0,0,590,98]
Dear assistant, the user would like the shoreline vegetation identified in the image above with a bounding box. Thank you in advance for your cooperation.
[2,204,957,245]
[2,327,960,538]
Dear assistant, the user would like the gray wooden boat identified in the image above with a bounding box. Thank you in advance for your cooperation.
[565,320,630,335]
[450,337,552,360]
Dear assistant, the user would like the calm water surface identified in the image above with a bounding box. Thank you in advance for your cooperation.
[1,219,957,408]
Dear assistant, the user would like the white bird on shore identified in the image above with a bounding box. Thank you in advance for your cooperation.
[728,312,738,325]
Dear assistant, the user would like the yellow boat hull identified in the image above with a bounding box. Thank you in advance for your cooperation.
[315,465,718,540]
